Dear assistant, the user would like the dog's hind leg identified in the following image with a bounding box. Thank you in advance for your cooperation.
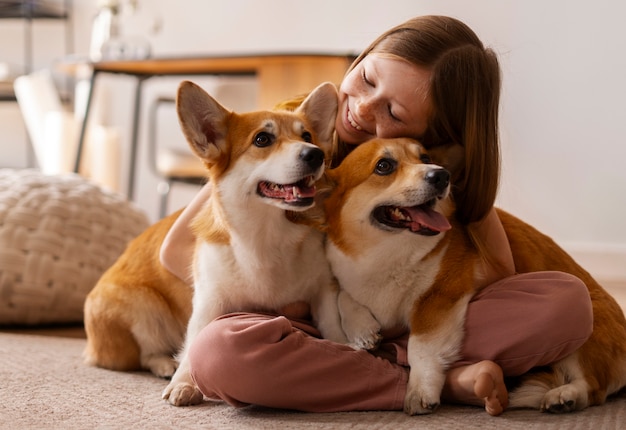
[540,354,592,413]
[83,301,141,371]
[132,316,184,379]
[129,293,188,378]
[84,281,187,378]
[509,354,591,413]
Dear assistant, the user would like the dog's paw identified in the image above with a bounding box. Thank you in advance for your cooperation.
[349,330,383,351]
[404,387,440,415]
[143,355,178,379]
[540,383,587,413]
[338,289,381,350]
[162,382,204,406]
[341,305,382,350]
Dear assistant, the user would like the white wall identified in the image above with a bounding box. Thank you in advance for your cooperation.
[2,0,625,280]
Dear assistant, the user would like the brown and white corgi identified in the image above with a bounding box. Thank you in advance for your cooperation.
[323,137,626,415]
[83,81,347,406]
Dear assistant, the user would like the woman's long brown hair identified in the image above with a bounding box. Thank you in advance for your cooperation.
[347,15,502,228]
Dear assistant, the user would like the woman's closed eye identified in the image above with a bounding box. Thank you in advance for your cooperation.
[388,105,401,121]
[362,70,400,121]
[362,70,373,86]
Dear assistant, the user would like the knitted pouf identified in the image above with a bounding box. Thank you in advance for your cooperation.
[0,169,150,325]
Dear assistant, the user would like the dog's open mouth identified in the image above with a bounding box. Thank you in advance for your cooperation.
[373,199,452,236]
[257,176,317,207]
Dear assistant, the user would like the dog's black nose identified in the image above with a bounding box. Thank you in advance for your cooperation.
[300,147,325,170]
[425,168,450,192]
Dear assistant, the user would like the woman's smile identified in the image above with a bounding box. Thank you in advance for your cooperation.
[347,108,363,131]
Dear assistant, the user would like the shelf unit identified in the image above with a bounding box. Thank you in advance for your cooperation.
[0,1,73,167]
[0,0,73,101]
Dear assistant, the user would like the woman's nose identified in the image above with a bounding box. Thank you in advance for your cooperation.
[355,97,376,122]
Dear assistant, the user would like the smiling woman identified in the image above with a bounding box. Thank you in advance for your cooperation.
[335,54,432,145]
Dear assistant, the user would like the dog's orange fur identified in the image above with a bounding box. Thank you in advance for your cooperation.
[324,137,626,414]
[84,210,192,376]
[500,209,626,409]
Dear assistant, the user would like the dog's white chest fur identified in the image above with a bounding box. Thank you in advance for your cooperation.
[194,220,329,315]
[327,232,444,328]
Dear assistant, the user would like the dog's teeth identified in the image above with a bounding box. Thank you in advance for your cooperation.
[390,207,410,222]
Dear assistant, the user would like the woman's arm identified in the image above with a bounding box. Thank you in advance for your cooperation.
[160,182,213,284]
[471,207,516,287]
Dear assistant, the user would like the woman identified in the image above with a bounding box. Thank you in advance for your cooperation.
[160,16,592,416]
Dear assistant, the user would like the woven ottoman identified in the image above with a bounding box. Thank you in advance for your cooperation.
[0,169,150,325]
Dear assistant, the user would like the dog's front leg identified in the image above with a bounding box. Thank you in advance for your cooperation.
[162,350,202,406]
[312,278,349,344]
[162,295,222,406]
[338,290,382,350]
[403,334,449,414]
[403,296,469,415]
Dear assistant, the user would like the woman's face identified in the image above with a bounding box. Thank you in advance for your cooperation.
[336,53,432,145]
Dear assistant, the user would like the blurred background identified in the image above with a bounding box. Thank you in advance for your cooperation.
[1,0,624,281]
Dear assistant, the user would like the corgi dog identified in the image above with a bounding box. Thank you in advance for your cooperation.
[84,81,347,406]
[323,137,626,415]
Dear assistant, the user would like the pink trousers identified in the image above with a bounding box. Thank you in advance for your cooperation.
[188,271,593,412]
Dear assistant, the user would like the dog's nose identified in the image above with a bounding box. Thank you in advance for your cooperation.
[300,147,325,170]
[425,168,450,192]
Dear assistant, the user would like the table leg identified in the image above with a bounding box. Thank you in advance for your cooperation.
[127,76,148,200]
[74,71,97,173]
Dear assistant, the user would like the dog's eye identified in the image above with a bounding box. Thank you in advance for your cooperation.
[254,132,274,147]
[420,154,432,164]
[374,158,397,176]
[301,131,312,143]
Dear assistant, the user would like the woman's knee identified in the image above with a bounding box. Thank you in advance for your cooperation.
[462,271,593,375]
[187,313,295,405]
[543,271,593,338]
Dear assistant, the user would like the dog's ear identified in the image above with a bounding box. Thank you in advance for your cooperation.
[176,80,231,162]
[296,82,338,154]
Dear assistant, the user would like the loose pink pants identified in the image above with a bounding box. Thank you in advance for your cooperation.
[188,271,593,412]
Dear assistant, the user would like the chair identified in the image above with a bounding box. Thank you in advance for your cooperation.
[13,70,78,174]
[147,96,206,218]
[146,78,258,218]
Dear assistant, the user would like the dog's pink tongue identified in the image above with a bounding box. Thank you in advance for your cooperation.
[406,206,451,233]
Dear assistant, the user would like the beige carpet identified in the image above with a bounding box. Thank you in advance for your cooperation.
[1,332,625,429]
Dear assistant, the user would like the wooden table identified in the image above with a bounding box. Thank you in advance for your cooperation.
[63,53,356,199]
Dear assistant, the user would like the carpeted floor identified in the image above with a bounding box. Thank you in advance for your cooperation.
[1,331,626,429]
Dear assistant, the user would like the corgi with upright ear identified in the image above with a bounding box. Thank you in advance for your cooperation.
[84,82,347,407]
[323,137,626,416]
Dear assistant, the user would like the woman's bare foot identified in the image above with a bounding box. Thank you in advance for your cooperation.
[442,360,508,416]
